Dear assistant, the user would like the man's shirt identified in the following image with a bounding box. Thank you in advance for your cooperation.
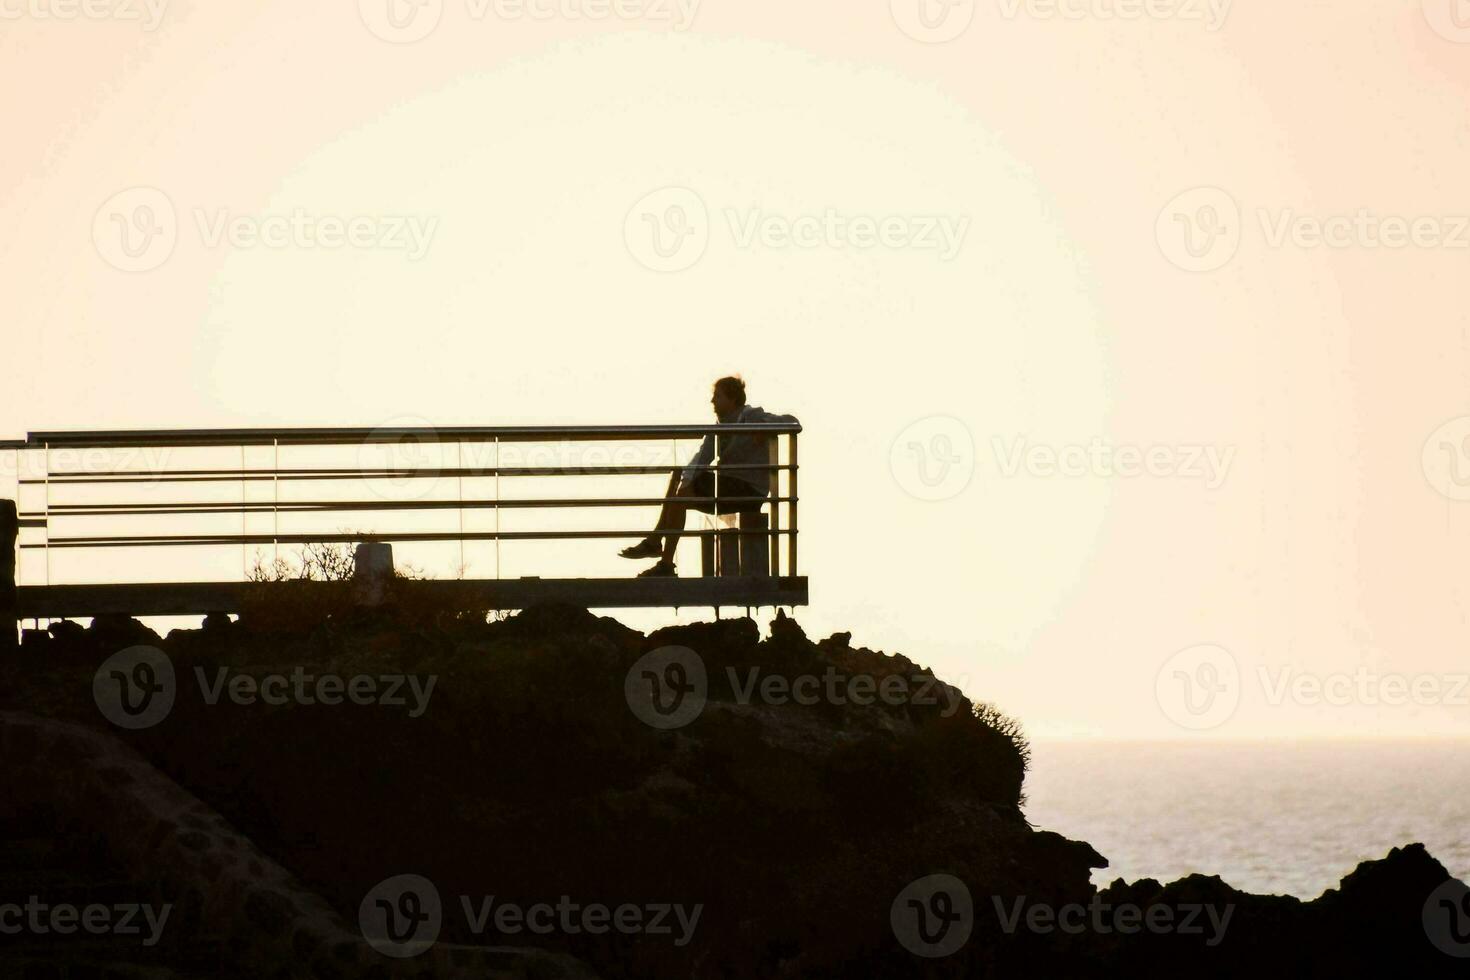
[678,405,800,494]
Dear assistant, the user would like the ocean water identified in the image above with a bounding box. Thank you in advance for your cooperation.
[1022,739,1470,898]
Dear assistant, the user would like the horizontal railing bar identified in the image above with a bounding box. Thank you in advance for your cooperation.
[24,496,796,517]
[24,423,800,449]
[22,528,798,548]
[19,463,796,485]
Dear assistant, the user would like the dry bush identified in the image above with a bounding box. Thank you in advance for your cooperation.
[240,539,360,631]
[241,539,506,632]
[247,540,358,583]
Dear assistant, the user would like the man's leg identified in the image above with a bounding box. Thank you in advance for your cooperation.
[652,471,682,550]
[622,471,687,559]
[658,490,692,564]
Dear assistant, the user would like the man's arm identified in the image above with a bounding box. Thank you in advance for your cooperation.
[678,434,716,493]
[719,407,799,484]
[745,410,798,425]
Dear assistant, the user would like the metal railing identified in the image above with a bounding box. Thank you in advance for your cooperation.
[3,424,800,590]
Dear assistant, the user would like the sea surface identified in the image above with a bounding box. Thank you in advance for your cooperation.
[1023,738,1470,898]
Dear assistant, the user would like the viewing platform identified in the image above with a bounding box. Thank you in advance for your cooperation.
[0,423,805,637]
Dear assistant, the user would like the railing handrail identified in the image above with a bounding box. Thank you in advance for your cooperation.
[16,422,802,449]
[19,463,795,485]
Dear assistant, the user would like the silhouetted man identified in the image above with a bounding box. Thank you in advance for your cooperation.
[621,376,797,577]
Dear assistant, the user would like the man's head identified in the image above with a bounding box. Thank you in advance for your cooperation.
[711,376,746,420]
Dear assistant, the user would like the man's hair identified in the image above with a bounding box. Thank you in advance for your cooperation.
[713,375,747,407]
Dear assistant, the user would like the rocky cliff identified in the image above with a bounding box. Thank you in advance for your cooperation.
[4,601,1465,978]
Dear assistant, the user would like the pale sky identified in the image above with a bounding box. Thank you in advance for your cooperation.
[4,1,1470,738]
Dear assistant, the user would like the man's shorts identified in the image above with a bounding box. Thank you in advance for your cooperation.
[686,471,768,515]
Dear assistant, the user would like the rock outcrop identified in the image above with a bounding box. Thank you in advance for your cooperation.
[5,603,1465,978]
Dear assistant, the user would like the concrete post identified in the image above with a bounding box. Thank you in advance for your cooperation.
[739,512,770,577]
[352,541,394,607]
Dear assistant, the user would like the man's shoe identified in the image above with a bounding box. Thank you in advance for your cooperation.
[637,559,677,577]
[619,537,663,560]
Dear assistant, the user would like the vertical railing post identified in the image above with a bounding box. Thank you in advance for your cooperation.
[788,432,798,577]
[272,438,280,567]
[1,499,16,652]
[456,440,466,577]
[493,436,501,581]
[240,443,248,579]
[0,502,15,655]
[42,442,50,589]
[768,436,780,579]
[2,442,16,650]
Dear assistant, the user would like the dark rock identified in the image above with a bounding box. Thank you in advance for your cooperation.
[290,923,327,961]
[244,888,297,934]
[818,631,853,651]
[1033,829,1108,872]
[47,620,85,643]
[87,613,162,649]
[492,603,639,646]
[6,603,1460,979]
[175,829,213,851]
[647,615,760,652]
[1078,846,1465,979]
[769,608,808,645]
